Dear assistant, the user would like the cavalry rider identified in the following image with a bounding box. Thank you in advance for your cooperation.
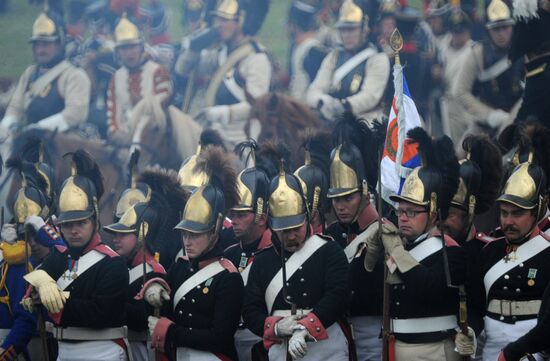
[22,150,129,361]
[0,9,90,139]
[105,168,187,361]
[107,13,173,146]
[382,128,473,360]
[223,140,272,361]
[470,126,550,361]
[306,0,390,125]
[175,0,271,147]
[324,115,385,361]
[142,146,244,360]
[243,159,350,361]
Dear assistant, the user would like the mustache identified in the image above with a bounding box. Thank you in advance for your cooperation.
[503,225,519,233]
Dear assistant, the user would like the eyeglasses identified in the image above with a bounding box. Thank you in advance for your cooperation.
[393,209,428,218]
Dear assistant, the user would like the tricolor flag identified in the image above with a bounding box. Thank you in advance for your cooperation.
[380,63,422,204]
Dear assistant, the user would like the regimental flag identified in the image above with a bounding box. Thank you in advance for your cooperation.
[380,63,422,204]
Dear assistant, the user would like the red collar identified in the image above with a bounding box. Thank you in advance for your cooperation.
[357,203,379,231]
[82,233,102,254]
[131,249,156,268]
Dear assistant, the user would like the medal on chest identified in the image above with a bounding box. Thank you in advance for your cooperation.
[63,258,78,280]
[203,277,213,295]
[238,253,249,273]
[527,268,537,287]
[504,244,518,263]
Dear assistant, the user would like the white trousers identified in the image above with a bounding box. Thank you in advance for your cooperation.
[350,316,383,361]
[129,341,148,361]
[394,338,461,361]
[268,323,349,361]
[234,328,261,361]
[482,316,543,361]
[176,348,222,361]
[57,340,127,361]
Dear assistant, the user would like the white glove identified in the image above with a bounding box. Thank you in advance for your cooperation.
[1,224,17,244]
[275,315,301,338]
[25,216,46,233]
[288,328,310,360]
[148,315,159,337]
[455,327,476,356]
[198,105,230,126]
[144,282,170,308]
[25,113,69,132]
[318,95,344,121]
[0,115,18,141]
[486,109,510,128]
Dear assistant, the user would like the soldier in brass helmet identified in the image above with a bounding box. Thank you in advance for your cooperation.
[107,13,172,146]
[142,146,244,360]
[243,156,350,361]
[21,150,129,361]
[307,0,390,125]
[452,0,524,134]
[222,140,271,361]
[470,123,550,361]
[176,0,271,147]
[382,128,472,361]
[0,8,90,141]
[105,168,187,361]
[324,114,385,361]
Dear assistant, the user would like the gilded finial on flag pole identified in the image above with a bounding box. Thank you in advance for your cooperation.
[390,28,403,65]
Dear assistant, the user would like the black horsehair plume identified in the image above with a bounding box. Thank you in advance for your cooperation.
[6,137,49,192]
[255,140,292,180]
[522,122,550,187]
[234,139,258,167]
[128,148,140,188]
[194,146,239,212]
[200,128,226,151]
[138,167,188,214]
[299,128,332,176]
[332,111,387,191]
[407,127,460,220]
[65,149,104,200]
[462,135,503,214]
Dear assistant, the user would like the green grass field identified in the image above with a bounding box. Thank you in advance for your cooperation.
[0,0,292,79]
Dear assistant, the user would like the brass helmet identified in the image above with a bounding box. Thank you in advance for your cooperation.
[176,147,239,234]
[183,0,206,23]
[114,150,151,221]
[451,135,503,224]
[178,129,226,192]
[212,0,269,36]
[288,1,318,32]
[114,13,143,47]
[294,129,331,217]
[269,163,308,232]
[57,150,104,224]
[390,128,460,221]
[30,9,66,44]
[447,8,472,33]
[486,0,514,29]
[336,0,367,28]
[233,140,270,221]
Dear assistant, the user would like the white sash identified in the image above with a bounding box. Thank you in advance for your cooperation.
[28,60,72,98]
[331,47,377,87]
[223,71,245,102]
[128,263,153,285]
[173,262,226,310]
[477,56,510,82]
[57,250,106,291]
[240,263,253,286]
[484,234,550,297]
[344,222,378,263]
[409,237,443,262]
[265,236,327,314]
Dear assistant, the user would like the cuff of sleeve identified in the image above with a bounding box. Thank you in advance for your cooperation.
[36,225,62,247]
[152,317,174,353]
[263,316,283,350]
[390,246,420,273]
[49,309,63,325]
[297,312,328,341]
[135,278,171,300]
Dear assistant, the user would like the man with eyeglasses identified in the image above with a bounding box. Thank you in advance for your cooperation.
[381,128,472,361]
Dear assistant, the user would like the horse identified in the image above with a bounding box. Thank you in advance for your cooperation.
[245,92,324,169]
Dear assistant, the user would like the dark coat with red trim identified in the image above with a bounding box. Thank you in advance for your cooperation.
[242,233,350,348]
[159,244,244,360]
[390,231,467,343]
[39,233,129,328]
[223,228,272,274]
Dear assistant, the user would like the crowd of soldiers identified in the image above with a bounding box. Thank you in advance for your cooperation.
[0,0,550,360]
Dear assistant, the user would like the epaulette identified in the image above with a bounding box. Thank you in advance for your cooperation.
[219,258,238,273]
[95,244,120,258]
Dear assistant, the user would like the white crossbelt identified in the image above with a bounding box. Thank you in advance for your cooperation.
[46,322,127,341]
[487,299,542,317]
[331,47,377,87]
[391,315,457,334]
[128,263,153,285]
[409,237,443,262]
[57,250,106,291]
[173,261,225,310]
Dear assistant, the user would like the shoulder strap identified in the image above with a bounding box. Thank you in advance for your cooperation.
[56,250,106,291]
[344,221,378,263]
[484,234,550,297]
[128,263,153,285]
[173,261,226,310]
[28,61,72,98]
[205,42,255,107]
[409,237,443,262]
[265,235,327,314]
[476,56,511,82]
[331,47,377,87]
